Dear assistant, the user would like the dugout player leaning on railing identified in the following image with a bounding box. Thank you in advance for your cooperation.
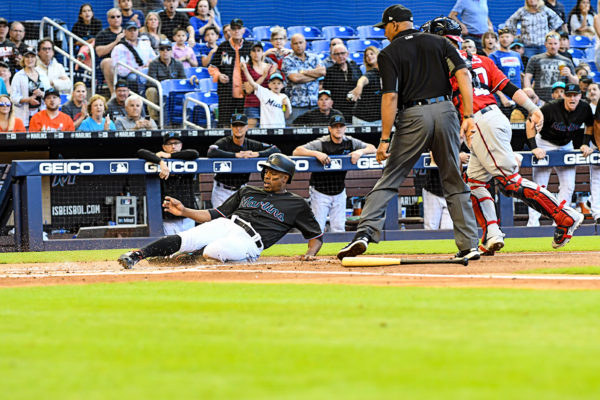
[118,153,323,268]
[137,131,199,235]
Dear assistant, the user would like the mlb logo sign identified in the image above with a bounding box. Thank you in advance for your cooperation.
[213,161,232,172]
[531,155,549,166]
[110,162,129,173]
[324,159,342,170]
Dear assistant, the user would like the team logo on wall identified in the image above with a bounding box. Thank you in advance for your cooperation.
[110,162,129,174]
[213,161,232,172]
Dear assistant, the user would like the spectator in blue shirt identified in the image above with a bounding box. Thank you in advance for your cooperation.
[490,28,525,118]
[118,0,145,28]
[449,0,494,50]
[78,94,117,131]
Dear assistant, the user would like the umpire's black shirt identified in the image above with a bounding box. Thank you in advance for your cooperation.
[378,29,467,104]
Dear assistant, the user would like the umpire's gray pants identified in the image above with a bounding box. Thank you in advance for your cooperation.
[357,101,478,251]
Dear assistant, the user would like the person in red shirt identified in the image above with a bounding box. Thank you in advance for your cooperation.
[423,17,585,252]
[29,88,75,132]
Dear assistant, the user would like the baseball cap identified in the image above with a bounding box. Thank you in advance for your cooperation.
[497,27,514,36]
[269,72,283,82]
[374,4,413,28]
[318,89,332,98]
[231,113,248,126]
[551,81,566,91]
[565,83,581,94]
[0,61,8,69]
[0,18,8,26]
[158,40,172,50]
[43,87,60,99]
[250,41,263,50]
[115,80,129,89]
[230,18,244,28]
[558,31,569,39]
[162,131,182,144]
[22,46,36,56]
[124,20,138,30]
[509,41,524,49]
[329,114,346,126]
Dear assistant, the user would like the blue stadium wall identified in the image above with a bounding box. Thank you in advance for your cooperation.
[0,0,580,33]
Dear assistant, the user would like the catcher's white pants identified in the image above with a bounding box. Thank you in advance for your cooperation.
[527,135,576,226]
[177,216,262,262]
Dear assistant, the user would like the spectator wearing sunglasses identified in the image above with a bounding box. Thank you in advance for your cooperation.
[0,94,25,132]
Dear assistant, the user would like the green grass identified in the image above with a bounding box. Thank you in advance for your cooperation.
[1,282,600,399]
[0,236,598,264]
[518,266,600,275]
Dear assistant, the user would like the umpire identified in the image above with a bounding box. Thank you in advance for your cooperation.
[337,4,480,261]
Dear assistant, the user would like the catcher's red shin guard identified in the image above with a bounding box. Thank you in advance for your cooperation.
[495,174,575,227]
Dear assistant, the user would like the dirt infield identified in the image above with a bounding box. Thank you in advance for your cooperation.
[1,251,600,289]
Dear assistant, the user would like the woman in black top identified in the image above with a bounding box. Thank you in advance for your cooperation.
[72,4,102,68]
[349,46,382,126]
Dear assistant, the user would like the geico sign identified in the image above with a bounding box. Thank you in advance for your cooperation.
[145,161,198,173]
[39,162,94,174]
[564,153,600,165]
[356,158,386,169]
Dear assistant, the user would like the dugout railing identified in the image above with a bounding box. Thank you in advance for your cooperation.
[7,151,600,252]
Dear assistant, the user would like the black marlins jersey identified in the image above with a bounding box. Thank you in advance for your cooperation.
[209,186,322,249]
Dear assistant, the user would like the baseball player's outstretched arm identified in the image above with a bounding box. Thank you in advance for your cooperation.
[298,237,323,261]
[163,196,212,223]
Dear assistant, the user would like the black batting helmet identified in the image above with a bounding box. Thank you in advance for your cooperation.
[421,16,463,43]
[258,153,296,183]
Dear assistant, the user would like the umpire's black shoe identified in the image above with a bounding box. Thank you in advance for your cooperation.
[118,250,143,269]
[453,248,481,261]
[337,234,370,260]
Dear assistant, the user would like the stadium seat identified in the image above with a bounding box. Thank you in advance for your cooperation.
[568,48,586,60]
[185,91,219,127]
[381,39,390,48]
[161,79,197,125]
[349,52,364,65]
[252,26,276,41]
[570,35,594,49]
[262,41,273,51]
[60,94,69,105]
[310,39,330,53]
[243,29,254,40]
[198,77,217,92]
[347,39,380,53]
[322,26,358,40]
[185,66,210,80]
[357,25,386,40]
[287,26,323,40]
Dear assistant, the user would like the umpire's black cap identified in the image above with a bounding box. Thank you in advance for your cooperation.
[163,131,182,144]
[374,4,413,28]
[258,153,295,183]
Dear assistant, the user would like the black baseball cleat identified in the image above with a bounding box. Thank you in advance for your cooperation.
[337,234,370,260]
[118,251,143,269]
[453,248,481,261]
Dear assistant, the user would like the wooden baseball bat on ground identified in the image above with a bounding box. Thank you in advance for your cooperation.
[341,257,469,267]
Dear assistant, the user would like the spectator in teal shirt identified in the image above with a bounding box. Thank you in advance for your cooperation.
[78,94,116,131]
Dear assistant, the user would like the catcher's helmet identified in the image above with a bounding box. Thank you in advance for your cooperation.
[258,153,296,183]
[421,16,463,42]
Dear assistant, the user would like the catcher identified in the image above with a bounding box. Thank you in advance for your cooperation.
[118,153,323,268]
[422,16,585,252]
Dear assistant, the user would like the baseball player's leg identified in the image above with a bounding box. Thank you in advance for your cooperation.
[163,218,196,235]
[430,102,478,253]
[328,189,347,232]
[555,166,576,208]
[422,188,442,230]
[203,224,262,262]
[211,185,236,208]
[590,165,600,221]
[356,107,433,242]
[439,203,453,230]
[309,186,331,233]
[527,166,552,226]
